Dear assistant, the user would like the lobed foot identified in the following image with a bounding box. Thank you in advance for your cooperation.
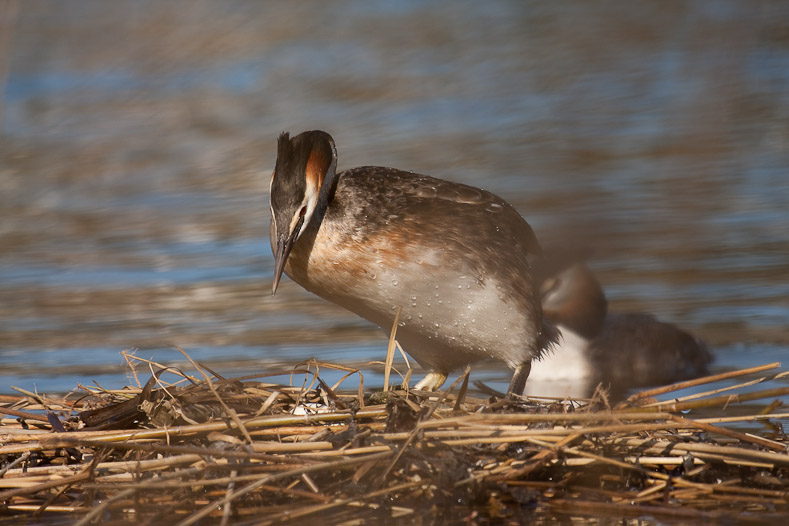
[414,371,448,391]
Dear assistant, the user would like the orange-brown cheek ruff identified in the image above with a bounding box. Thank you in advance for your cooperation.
[305,148,330,197]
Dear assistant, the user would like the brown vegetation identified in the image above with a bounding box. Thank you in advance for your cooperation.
[1,352,787,525]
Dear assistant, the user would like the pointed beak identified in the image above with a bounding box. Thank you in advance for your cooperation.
[272,215,304,295]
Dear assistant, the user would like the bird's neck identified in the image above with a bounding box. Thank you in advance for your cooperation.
[289,169,339,271]
[308,168,338,233]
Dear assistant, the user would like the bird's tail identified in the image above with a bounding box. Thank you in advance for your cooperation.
[538,319,561,357]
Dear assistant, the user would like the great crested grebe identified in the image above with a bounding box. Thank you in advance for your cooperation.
[269,130,557,395]
[531,262,712,397]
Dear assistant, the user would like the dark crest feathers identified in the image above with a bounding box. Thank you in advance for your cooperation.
[272,130,338,212]
[276,130,336,171]
[276,132,293,169]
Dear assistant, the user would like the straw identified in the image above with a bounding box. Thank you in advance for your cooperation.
[0,355,786,524]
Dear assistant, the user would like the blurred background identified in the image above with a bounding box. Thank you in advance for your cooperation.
[0,1,787,395]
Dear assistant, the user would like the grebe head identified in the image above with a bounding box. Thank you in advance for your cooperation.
[540,262,608,339]
[270,130,337,295]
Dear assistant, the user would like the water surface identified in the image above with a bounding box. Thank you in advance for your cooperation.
[0,2,787,413]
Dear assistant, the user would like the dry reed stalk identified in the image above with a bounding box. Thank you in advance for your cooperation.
[627,386,789,413]
[606,437,789,466]
[424,421,687,442]
[621,456,704,465]
[418,411,676,428]
[620,361,781,406]
[696,412,789,424]
[1,406,388,450]
[670,414,787,451]
[8,504,90,514]
[0,407,51,422]
[3,454,204,481]
[643,370,789,406]
[299,445,392,457]
[0,479,56,489]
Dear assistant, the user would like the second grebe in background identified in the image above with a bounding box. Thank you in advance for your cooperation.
[527,262,712,398]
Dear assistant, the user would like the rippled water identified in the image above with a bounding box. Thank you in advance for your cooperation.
[1,1,787,412]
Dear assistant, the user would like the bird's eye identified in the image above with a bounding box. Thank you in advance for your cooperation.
[299,206,307,217]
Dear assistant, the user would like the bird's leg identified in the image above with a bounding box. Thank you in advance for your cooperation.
[414,371,447,391]
[506,360,532,398]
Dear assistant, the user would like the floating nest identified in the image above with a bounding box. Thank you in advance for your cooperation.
[1,350,788,525]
